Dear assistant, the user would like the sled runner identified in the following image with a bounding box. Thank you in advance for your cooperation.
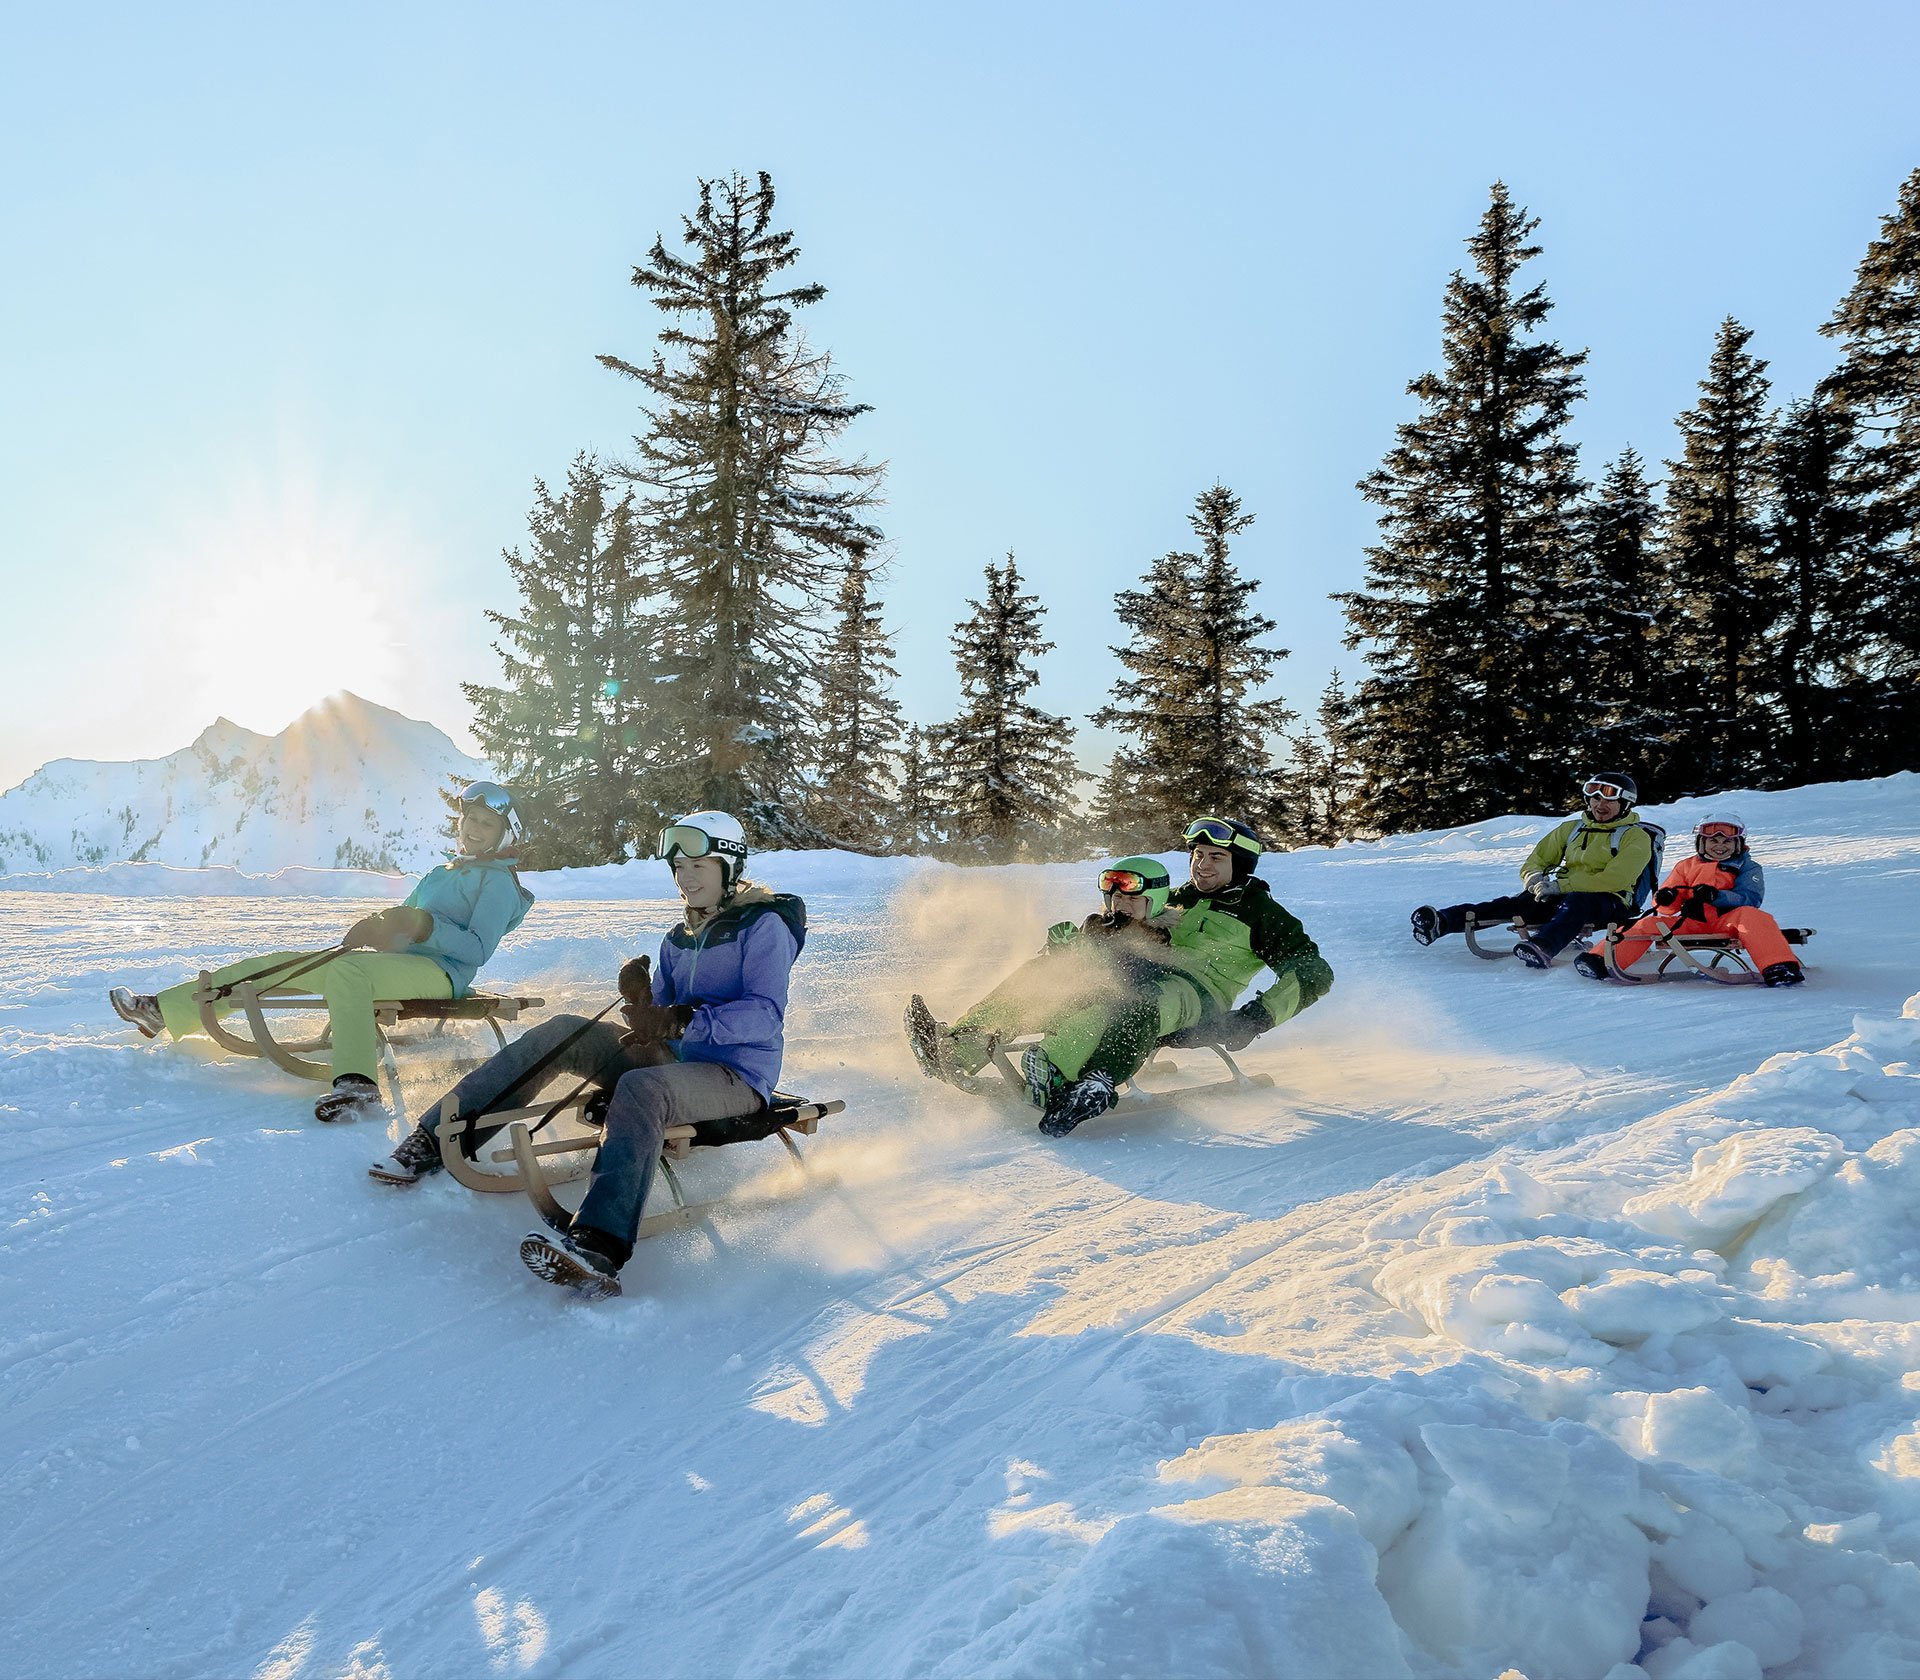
[190,976,546,1116]
[1603,925,1816,985]
[982,1029,1275,1110]
[1460,911,1611,962]
[432,1090,846,1240]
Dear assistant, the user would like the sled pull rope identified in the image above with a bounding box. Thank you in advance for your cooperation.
[207,942,350,1003]
[448,997,625,1156]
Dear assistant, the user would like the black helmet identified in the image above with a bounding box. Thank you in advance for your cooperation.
[1183,814,1265,883]
[1578,772,1637,809]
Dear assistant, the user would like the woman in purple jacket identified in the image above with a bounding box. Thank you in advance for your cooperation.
[372,810,804,1300]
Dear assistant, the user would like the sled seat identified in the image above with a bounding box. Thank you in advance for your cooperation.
[190,972,544,1114]
[434,1090,846,1239]
[1604,925,1815,985]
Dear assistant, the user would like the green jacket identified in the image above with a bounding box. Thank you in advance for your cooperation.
[1521,815,1654,905]
[1164,877,1333,1026]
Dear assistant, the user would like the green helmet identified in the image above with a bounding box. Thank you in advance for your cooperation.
[1100,856,1172,918]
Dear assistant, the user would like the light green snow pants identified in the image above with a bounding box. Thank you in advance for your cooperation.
[157,951,453,1082]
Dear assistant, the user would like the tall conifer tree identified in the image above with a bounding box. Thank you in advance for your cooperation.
[893,727,940,856]
[1820,165,1920,750]
[1563,449,1663,775]
[809,557,904,846]
[927,554,1078,858]
[600,171,884,839]
[465,455,654,865]
[1336,184,1588,831]
[1093,484,1294,836]
[1658,317,1778,794]
[1281,671,1364,847]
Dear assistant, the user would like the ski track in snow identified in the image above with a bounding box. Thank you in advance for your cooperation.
[5,776,1920,1678]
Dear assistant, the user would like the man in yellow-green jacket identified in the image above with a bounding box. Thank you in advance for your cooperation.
[1410,772,1660,969]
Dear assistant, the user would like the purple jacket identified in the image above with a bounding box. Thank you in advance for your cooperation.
[652,891,806,1100]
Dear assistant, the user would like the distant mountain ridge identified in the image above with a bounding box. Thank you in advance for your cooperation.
[0,693,489,875]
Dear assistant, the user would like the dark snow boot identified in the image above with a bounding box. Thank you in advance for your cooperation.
[369,1122,443,1185]
[315,1073,387,1123]
[520,1228,622,1299]
[1022,1045,1067,1113]
[905,995,984,1092]
[109,987,164,1039]
[1409,906,1443,948]
[1512,939,1553,970]
[1572,952,1608,981]
[1038,1069,1118,1138]
[1762,961,1805,987]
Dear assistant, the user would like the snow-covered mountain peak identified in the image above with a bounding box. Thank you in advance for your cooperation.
[0,691,487,875]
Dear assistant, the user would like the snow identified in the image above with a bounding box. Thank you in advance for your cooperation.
[5,774,1920,1677]
[0,691,487,876]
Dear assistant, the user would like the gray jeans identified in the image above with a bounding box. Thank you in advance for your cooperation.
[432,1013,761,1264]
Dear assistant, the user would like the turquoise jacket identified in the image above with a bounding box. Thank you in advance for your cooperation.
[397,857,534,996]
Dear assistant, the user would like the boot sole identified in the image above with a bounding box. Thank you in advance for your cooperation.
[520,1234,621,1299]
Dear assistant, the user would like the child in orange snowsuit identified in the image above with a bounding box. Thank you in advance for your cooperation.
[1577,813,1804,986]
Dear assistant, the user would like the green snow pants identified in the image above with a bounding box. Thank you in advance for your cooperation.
[954,945,1205,1084]
[157,951,454,1082]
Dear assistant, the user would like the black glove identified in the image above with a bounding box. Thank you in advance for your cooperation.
[1678,886,1717,925]
[1654,886,1679,908]
[617,956,653,1005]
[622,999,695,1042]
[1211,999,1273,1051]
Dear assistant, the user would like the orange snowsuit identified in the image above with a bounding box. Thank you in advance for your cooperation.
[1595,854,1797,973]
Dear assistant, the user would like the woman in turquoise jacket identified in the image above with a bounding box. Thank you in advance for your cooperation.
[108,782,534,1121]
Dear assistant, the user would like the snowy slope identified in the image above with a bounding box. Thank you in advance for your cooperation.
[0,691,487,875]
[4,776,1920,1678]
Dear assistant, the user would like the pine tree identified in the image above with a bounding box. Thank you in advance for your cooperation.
[1562,449,1663,775]
[1281,671,1365,847]
[926,554,1078,859]
[599,170,884,840]
[1658,317,1778,795]
[808,557,904,847]
[464,455,655,866]
[893,726,941,855]
[1093,484,1294,838]
[1820,165,1920,751]
[1083,751,1164,857]
[1335,184,1588,832]
[1767,395,1880,779]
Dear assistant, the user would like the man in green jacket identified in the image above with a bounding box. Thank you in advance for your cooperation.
[1410,772,1658,968]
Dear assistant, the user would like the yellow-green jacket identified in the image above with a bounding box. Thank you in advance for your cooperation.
[1163,877,1333,1026]
[1522,815,1655,906]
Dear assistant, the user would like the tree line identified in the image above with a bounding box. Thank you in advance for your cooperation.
[468,168,1920,865]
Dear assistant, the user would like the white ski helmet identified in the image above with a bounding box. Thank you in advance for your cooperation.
[659,810,749,892]
[1692,811,1747,858]
[457,781,522,855]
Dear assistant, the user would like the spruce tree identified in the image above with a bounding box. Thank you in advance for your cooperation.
[464,455,655,865]
[1820,165,1920,750]
[599,170,884,840]
[1083,751,1163,857]
[1281,671,1365,847]
[808,557,904,847]
[927,554,1078,859]
[1093,484,1294,839]
[893,726,941,856]
[1336,184,1588,831]
[1562,449,1663,776]
[1658,317,1778,794]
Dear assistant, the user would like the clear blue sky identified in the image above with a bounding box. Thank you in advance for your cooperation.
[3,1,1916,791]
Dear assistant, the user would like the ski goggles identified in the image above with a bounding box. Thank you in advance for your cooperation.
[1182,816,1257,852]
[1099,868,1152,896]
[1695,822,1745,840]
[1580,779,1631,801]
[659,824,746,863]
[458,781,515,816]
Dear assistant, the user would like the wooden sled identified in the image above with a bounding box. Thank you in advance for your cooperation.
[433,1090,846,1241]
[191,975,545,1119]
[1461,913,1611,963]
[1604,925,1815,985]
[984,1030,1274,1112]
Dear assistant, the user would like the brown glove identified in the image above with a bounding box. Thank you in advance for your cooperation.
[622,999,695,1043]
[344,907,432,950]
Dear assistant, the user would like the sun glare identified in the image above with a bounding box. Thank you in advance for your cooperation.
[147,458,433,737]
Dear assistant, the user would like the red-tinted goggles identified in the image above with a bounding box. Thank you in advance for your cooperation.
[1099,869,1150,895]
[1582,780,1630,801]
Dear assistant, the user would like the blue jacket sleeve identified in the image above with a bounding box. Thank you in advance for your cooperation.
[404,865,525,975]
[689,914,797,1049]
[1712,857,1765,910]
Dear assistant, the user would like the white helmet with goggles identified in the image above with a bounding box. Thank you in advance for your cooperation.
[457,781,521,855]
[1692,812,1747,858]
[659,810,749,892]
[1578,771,1638,809]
